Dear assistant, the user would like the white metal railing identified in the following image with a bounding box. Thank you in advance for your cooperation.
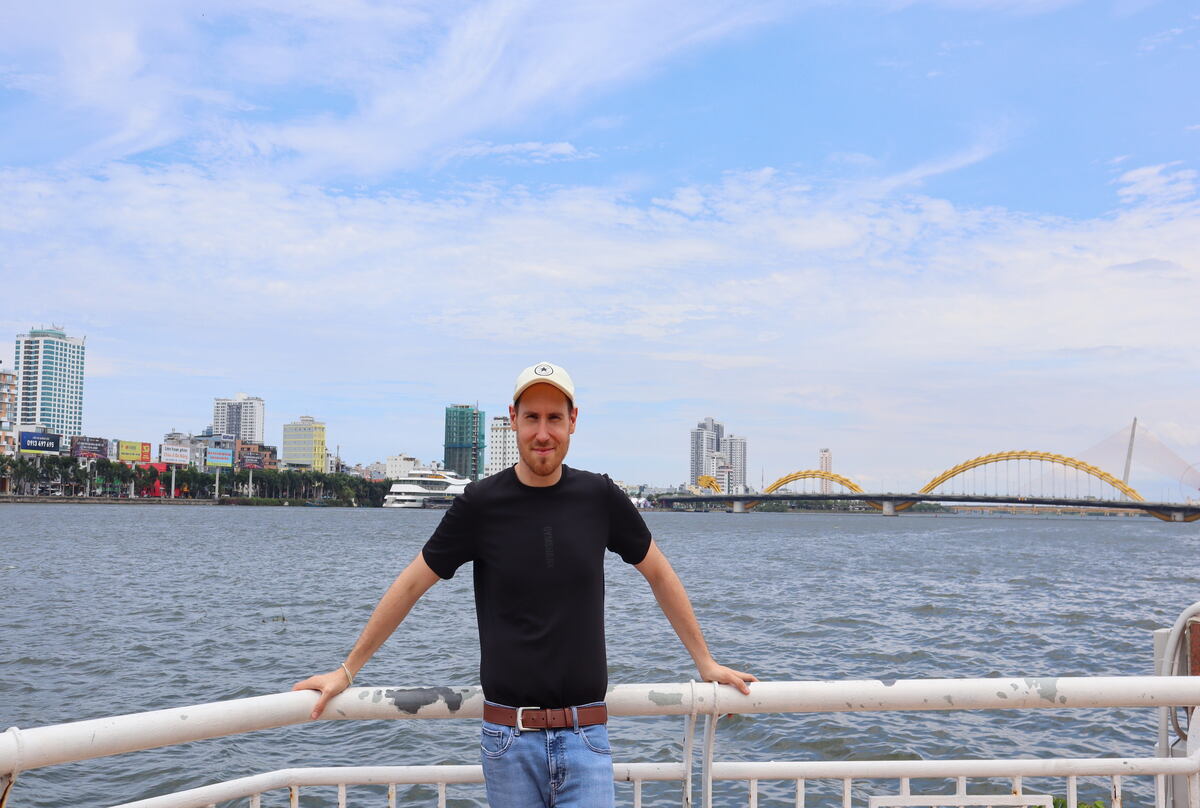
[4,676,1200,808]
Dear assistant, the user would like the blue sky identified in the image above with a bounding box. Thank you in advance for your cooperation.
[1,0,1198,493]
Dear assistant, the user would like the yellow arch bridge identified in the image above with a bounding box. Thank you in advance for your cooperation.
[680,451,1199,522]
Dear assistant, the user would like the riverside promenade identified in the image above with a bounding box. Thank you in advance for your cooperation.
[0,495,216,505]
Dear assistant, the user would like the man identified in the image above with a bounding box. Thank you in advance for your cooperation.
[294,361,755,807]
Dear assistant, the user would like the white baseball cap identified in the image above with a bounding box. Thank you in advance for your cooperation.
[513,361,576,405]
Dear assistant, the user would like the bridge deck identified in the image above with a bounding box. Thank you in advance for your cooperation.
[658,491,1200,518]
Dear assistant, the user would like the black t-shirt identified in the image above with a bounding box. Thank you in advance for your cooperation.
[421,465,652,708]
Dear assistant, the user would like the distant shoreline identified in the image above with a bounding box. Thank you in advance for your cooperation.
[0,495,216,505]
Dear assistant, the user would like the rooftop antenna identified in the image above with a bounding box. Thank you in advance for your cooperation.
[1122,417,1138,499]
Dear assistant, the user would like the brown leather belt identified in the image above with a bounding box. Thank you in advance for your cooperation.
[483,703,608,730]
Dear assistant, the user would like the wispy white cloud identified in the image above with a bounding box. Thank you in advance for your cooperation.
[880,0,1079,12]
[842,128,1013,198]
[451,140,595,164]
[0,1,783,176]
[648,351,774,370]
[2,152,1197,486]
[1139,25,1189,52]
[1,0,1100,180]
[1115,162,1198,204]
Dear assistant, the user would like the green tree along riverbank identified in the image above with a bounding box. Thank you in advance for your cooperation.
[0,454,391,507]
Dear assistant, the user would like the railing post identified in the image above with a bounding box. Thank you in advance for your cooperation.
[702,714,716,808]
[682,712,697,808]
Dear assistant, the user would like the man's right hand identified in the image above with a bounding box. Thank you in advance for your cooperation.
[292,668,353,720]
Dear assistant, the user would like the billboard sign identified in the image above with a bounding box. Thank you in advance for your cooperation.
[118,441,152,463]
[70,436,109,459]
[160,444,191,465]
[240,451,264,470]
[19,432,61,455]
[206,447,234,468]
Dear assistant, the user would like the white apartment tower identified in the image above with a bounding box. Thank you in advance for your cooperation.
[723,434,747,494]
[14,326,86,437]
[819,448,832,495]
[213,393,265,443]
[485,416,519,477]
[689,417,724,485]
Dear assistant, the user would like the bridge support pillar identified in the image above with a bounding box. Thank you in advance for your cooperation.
[881,501,897,517]
[1173,511,1185,523]
[732,501,746,513]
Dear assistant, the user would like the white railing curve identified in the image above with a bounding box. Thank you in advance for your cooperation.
[3,676,1200,808]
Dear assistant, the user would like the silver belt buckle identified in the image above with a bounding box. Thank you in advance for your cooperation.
[516,706,542,731]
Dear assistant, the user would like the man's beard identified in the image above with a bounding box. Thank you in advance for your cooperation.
[523,445,563,476]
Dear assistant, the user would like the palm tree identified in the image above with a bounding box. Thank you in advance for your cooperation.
[233,468,249,498]
[69,462,87,497]
[115,463,134,497]
[13,456,37,494]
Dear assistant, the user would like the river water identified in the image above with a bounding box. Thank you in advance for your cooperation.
[2,505,1197,807]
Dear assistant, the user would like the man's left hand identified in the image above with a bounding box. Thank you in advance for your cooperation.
[698,661,757,695]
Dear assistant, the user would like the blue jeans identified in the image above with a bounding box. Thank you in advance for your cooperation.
[479,702,614,807]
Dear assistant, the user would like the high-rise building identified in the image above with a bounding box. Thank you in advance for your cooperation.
[0,361,15,454]
[485,415,518,477]
[14,326,86,438]
[213,393,265,444]
[282,416,327,470]
[707,450,729,491]
[724,434,747,494]
[444,404,485,480]
[689,416,724,485]
[819,448,832,495]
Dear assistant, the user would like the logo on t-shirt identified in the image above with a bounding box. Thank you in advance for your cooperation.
[534,364,553,376]
[542,525,555,568]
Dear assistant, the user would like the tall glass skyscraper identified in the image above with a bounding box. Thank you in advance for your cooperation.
[444,404,485,480]
[14,326,86,437]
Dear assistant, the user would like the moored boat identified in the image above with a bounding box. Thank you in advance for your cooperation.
[382,468,471,508]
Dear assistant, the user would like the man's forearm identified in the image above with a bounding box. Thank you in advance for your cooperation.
[636,540,756,693]
[343,552,440,676]
[645,564,715,669]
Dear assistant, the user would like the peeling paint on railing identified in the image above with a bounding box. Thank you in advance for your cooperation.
[7,677,1200,775]
[5,677,1200,808]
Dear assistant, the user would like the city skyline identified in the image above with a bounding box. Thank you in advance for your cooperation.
[1,322,1197,496]
[1,3,1197,492]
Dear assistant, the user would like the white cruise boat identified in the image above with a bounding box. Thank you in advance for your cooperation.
[381,468,471,508]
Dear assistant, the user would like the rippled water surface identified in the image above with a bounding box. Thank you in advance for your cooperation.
[2,505,1197,807]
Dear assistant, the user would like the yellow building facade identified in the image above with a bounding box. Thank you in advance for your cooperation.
[282,416,327,471]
